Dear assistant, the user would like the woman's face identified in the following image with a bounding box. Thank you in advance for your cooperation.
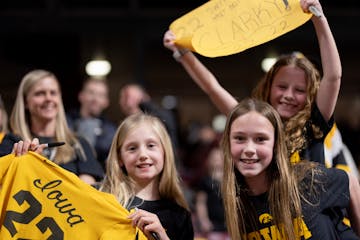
[269,65,307,120]
[25,76,61,123]
[230,111,275,184]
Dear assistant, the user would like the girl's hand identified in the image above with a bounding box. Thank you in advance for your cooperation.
[12,138,47,156]
[163,30,178,52]
[300,0,323,18]
[128,208,169,240]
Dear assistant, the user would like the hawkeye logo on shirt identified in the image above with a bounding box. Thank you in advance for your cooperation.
[244,213,312,239]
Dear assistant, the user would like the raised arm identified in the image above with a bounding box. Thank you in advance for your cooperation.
[301,0,342,121]
[163,30,238,115]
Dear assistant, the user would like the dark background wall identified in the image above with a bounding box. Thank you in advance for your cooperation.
[0,0,359,130]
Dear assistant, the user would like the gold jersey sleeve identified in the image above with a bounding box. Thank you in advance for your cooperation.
[0,152,146,240]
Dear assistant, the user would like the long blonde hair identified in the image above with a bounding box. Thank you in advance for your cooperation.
[252,53,322,156]
[10,69,83,164]
[221,98,302,239]
[100,113,189,210]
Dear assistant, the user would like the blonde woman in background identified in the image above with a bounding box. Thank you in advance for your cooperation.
[0,69,103,185]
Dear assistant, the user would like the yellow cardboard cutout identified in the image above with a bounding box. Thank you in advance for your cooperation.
[170,0,312,57]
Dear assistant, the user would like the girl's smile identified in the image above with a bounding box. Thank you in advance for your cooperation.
[230,111,275,188]
[120,123,164,185]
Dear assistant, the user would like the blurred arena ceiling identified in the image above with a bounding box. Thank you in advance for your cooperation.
[1,0,359,21]
[0,0,358,34]
[0,0,358,48]
[1,0,359,12]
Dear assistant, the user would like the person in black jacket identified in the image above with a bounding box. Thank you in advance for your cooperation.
[67,78,117,170]
[0,69,104,184]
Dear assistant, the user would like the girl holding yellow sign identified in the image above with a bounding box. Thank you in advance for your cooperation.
[164,0,341,176]
[164,0,342,168]
[164,0,360,239]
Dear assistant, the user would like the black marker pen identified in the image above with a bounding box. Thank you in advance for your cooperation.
[33,142,65,151]
[44,142,65,148]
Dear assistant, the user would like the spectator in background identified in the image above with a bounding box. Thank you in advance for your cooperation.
[0,69,104,184]
[324,123,360,179]
[0,95,28,156]
[181,115,226,188]
[67,77,117,170]
[337,98,360,172]
[0,94,17,156]
[194,141,229,240]
[181,123,218,187]
[118,83,181,165]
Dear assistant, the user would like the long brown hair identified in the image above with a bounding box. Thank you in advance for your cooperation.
[252,53,322,156]
[221,98,302,239]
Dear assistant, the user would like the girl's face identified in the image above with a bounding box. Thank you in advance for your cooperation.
[120,122,164,186]
[230,111,275,183]
[269,65,307,120]
[25,77,60,123]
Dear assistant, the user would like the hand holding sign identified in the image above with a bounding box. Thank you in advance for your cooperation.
[170,0,313,57]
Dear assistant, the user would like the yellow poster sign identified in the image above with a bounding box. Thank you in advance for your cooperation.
[170,0,312,57]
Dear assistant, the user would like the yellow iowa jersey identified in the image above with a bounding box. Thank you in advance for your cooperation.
[0,152,146,240]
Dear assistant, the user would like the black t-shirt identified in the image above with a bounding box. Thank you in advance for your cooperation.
[245,166,359,239]
[300,104,334,164]
[127,196,194,240]
[0,132,21,156]
[300,165,356,239]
